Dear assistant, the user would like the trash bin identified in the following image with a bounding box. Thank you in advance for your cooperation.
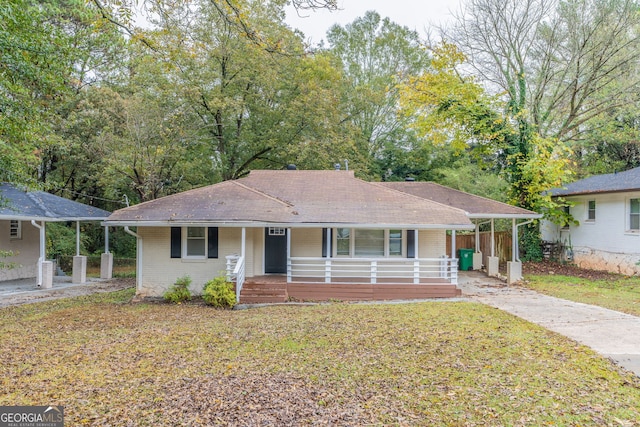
[458,248,474,271]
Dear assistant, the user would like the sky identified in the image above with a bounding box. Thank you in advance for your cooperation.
[284,0,462,45]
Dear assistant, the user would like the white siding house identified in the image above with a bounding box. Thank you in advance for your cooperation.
[541,167,640,274]
[105,170,540,301]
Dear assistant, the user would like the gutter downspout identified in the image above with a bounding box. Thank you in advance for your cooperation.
[124,226,142,291]
[31,220,45,287]
[514,219,537,262]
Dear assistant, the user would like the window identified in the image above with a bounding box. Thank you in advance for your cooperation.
[587,200,596,221]
[170,227,218,259]
[268,227,286,236]
[185,227,206,257]
[336,228,350,256]
[631,199,640,230]
[561,206,571,230]
[354,229,384,257]
[9,220,21,239]
[389,230,402,256]
[335,228,403,257]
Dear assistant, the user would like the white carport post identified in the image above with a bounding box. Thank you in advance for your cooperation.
[72,220,87,284]
[31,220,52,288]
[487,218,499,277]
[506,218,523,284]
[101,226,113,279]
[472,221,485,271]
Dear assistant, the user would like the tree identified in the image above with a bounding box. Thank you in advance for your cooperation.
[401,42,573,259]
[140,0,354,181]
[326,11,431,177]
[0,0,75,184]
[448,0,640,152]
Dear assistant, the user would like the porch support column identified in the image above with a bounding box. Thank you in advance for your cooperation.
[507,218,523,284]
[286,228,291,283]
[414,229,419,258]
[101,226,113,279]
[451,230,456,259]
[487,218,499,277]
[73,220,87,284]
[31,220,52,288]
[325,228,332,283]
[241,227,246,259]
[473,221,482,270]
[76,221,81,256]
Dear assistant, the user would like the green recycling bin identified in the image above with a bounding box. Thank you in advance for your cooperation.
[458,248,474,271]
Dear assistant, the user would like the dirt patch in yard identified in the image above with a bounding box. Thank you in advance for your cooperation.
[523,260,623,280]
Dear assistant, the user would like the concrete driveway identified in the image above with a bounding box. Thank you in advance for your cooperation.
[458,271,640,377]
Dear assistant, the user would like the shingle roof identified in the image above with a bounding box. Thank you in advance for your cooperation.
[0,183,110,221]
[380,181,538,218]
[549,166,640,196]
[106,170,474,228]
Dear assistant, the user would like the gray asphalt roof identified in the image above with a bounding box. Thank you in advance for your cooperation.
[106,170,474,228]
[549,166,640,196]
[0,183,110,221]
[381,181,538,218]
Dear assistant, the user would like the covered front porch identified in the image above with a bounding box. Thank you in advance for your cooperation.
[233,272,461,304]
[225,226,461,303]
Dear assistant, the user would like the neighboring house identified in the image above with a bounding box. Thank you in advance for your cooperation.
[541,166,640,274]
[0,183,111,286]
[105,170,539,302]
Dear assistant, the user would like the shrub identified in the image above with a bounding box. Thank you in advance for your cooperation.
[163,275,192,304]
[202,275,236,308]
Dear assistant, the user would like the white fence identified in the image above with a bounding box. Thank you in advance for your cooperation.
[287,257,458,285]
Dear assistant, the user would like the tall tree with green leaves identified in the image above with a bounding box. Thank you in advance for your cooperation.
[325,11,431,179]
[139,0,354,181]
[1,0,125,186]
[401,42,574,258]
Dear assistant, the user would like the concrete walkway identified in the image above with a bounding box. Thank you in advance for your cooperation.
[458,271,640,377]
[0,277,131,307]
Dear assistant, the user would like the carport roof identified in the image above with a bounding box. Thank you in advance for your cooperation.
[0,183,110,221]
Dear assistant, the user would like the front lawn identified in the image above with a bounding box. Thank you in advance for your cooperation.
[1,290,639,426]
[523,262,640,317]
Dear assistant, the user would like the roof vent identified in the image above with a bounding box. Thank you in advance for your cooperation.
[287,164,297,170]
[405,177,415,182]
[334,163,341,170]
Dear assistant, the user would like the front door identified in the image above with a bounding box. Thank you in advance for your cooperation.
[265,227,287,274]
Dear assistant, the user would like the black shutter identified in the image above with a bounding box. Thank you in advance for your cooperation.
[322,228,328,257]
[170,227,181,258]
[407,230,415,258]
[208,227,219,259]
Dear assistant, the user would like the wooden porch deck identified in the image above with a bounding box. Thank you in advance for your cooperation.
[238,275,461,304]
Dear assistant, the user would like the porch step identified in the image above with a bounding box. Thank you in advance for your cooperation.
[239,280,287,304]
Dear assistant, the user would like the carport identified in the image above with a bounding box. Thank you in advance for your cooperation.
[0,183,111,287]
[381,181,542,283]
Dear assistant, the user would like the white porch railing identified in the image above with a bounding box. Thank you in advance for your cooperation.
[226,255,246,302]
[287,257,458,285]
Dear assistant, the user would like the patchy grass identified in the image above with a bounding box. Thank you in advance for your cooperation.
[1,293,639,426]
[523,273,640,317]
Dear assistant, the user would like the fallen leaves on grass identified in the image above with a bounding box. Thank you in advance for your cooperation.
[0,293,639,426]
